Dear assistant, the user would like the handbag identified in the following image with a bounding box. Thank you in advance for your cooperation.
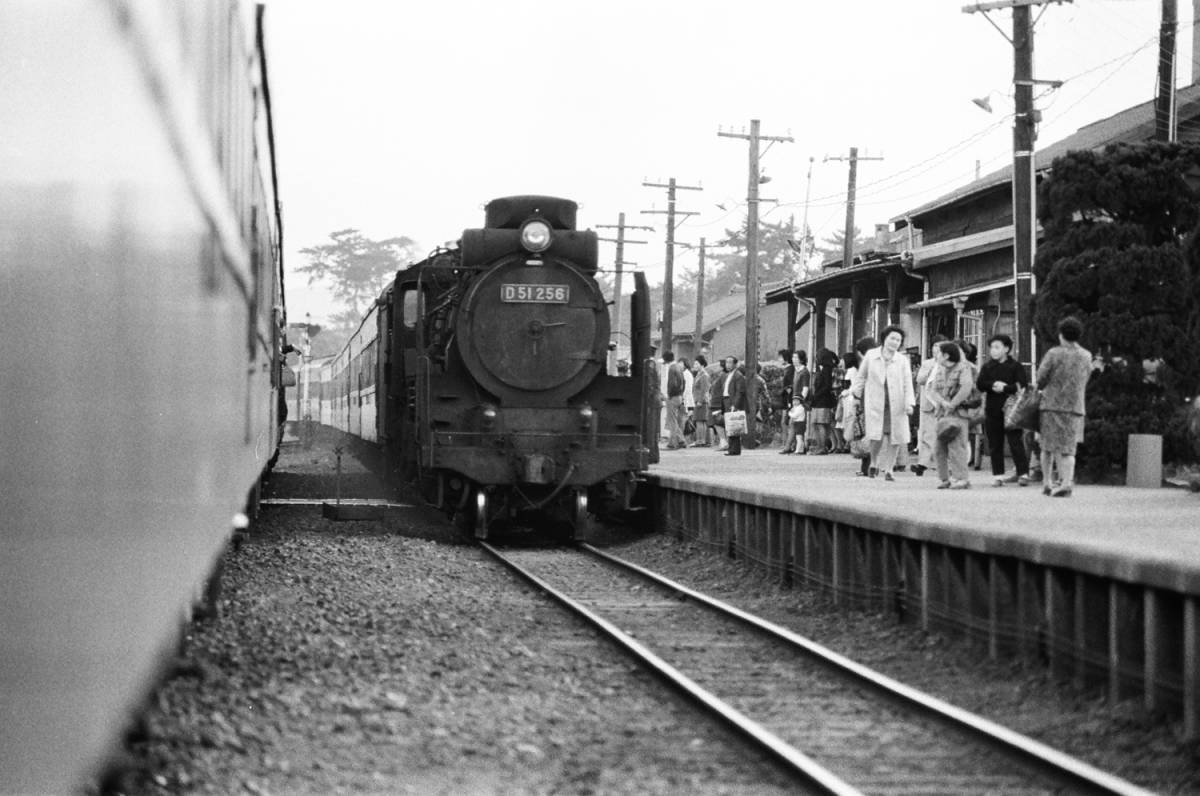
[724,410,747,437]
[683,417,696,436]
[1004,388,1040,431]
[936,416,962,444]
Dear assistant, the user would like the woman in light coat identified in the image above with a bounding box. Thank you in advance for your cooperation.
[851,325,915,480]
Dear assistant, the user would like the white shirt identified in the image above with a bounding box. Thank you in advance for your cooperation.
[683,369,695,409]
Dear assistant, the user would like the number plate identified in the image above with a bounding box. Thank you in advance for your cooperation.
[500,283,570,304]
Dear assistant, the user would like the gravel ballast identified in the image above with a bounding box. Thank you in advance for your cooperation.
[607,532,1200,794]
[119,437,799,794]
[116,429,1200,793]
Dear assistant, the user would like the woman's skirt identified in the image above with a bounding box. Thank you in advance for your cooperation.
[692,403,709,423]
[810,407,833,425]
[1039,409,1084,454]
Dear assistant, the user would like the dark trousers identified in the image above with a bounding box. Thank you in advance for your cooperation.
[724,397,742,455]
[984,409,1029,476]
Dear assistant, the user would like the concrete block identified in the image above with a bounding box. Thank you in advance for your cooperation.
[1126,433,1163,488]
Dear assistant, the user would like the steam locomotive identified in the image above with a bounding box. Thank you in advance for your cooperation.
[320,196,658,536]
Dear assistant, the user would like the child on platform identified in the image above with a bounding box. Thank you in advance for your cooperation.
[787,397,808,455]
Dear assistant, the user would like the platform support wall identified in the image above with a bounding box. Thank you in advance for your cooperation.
[648,480,1197,719]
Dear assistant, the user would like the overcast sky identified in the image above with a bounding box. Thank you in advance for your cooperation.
[265,0,1196,324]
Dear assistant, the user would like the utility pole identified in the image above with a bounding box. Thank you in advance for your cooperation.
[596,212,653,371]
[678,238,710,359]
[964,0,1071,372]
[719,120,793,439]
[824,148,883,270]
[1157,0,1178,142]
[694,238,706,358]
[642,178,702,357]
[800,156,815,266]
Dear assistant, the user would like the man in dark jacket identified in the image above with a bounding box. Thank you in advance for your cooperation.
[778,349,795,445]
[722,356,747,456]
[977,334,1030,486]
[709,359,729,451]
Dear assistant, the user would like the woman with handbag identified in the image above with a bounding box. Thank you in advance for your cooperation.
[851,326,915,480]
[927,341,976,489]
[1036,316,1093,497]
[977,334,1030,487]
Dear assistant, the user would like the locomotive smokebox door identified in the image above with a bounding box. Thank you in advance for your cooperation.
[523,454,556,484]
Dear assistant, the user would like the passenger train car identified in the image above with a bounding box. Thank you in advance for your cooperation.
[322,196,658,536]
[0,2,285,792]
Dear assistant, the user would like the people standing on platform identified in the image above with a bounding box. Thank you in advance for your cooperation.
[778,349,795,446]
[663,352,687,450]
[722,356,747,456]
[913,334,949,477]
[781,350,810,454]
[977,334,1030,487]
[836,352,860,454]
[849,336,876,477]
[710,358,730,451]
[786,396,808,454]
[809,349,838,455]
[957,340,984,470]
[681,357,695,443]
[927,341,975,489]
[690,356,711,447]
[851,326,915,480]
[1036,316,1092,497]
[752,363,769,438]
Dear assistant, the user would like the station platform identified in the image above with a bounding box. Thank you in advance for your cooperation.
[645,447,1200,734]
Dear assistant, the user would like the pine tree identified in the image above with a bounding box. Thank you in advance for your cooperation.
[1033,142,1200,474]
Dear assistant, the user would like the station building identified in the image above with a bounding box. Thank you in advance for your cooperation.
[767,83,1200,361]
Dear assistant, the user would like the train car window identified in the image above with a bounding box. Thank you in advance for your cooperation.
[401,289,418,329]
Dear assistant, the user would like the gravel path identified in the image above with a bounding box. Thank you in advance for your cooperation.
[606,533,1200,795]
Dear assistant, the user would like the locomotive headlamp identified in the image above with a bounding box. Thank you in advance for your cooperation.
[480,404,498,430]
[520,219,552,253]
[578,403,594,429]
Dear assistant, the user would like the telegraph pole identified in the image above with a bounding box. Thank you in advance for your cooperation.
[642,178,701,357]
[719,120,793,437]
[678,238,710,358]
[964,0,1071,372]
[800,156,815,265]
[596,212,653,370]
[1157,0,1178,141]
[694,238,706,357]
[824,148,883,270]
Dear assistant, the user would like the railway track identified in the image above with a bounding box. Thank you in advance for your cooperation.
[481,542,1155,796]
